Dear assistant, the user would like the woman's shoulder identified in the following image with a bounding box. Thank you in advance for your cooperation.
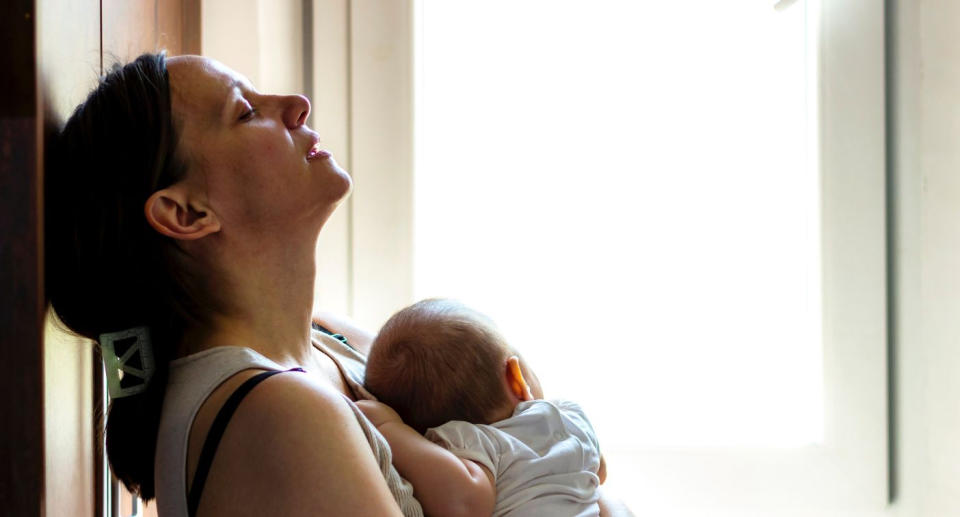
[185,367,357,479]
[184,369,406,516]
[225,366,354,421]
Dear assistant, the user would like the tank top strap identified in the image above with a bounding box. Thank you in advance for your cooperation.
[186,367,305,517]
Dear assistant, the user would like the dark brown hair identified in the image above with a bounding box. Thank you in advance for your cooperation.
[45,52,206,500]
[365,299,512,434]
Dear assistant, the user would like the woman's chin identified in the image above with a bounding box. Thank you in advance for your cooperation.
[316,176,353,217]
[329,163,354,200]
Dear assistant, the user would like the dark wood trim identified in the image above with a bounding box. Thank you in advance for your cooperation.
[93,348,105,517]
[181,0,201,55]
[0,1,45,516]
[95,3,105,512]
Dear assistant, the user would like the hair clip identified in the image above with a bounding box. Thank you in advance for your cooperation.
[99,326,155,399]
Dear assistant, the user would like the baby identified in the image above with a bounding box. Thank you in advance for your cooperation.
[357,298,606,517]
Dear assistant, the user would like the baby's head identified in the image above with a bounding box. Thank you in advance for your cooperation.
[365,298,540,434]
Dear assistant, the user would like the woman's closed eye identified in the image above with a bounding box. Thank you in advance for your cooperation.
[239,107,257,122]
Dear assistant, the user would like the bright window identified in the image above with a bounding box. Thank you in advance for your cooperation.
[406,1,888,513]
[414,1,821,450]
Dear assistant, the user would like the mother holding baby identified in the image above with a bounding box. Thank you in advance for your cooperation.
[45,53,632,516]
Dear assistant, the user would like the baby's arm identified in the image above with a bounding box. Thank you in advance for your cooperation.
[356,400,495,517]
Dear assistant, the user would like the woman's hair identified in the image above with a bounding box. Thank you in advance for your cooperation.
[364,299,512,434]
[46,52,207,500]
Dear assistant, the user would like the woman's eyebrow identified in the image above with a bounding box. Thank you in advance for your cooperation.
[219,80,245,121]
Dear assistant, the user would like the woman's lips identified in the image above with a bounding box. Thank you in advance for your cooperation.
[307,142,331,160]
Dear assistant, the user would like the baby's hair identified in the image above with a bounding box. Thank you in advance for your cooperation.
[365,299,512,434]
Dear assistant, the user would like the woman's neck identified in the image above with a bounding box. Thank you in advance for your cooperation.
[180,232,319,367]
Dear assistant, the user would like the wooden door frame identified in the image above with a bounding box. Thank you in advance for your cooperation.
[0,0,45,516]
[1,2,202,515]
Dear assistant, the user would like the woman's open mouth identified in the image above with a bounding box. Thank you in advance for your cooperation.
[307,142,331,161]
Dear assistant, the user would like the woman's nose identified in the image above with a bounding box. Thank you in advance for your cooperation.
[282,94,311,129]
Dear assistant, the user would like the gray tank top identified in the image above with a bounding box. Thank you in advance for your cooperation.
[154,329,424,516]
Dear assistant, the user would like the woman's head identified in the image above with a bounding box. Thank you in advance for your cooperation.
[365,299,541,434]
[47,53,351,336]
[147,56,351,248]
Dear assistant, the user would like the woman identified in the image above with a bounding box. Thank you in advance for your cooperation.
[46,53,631,516]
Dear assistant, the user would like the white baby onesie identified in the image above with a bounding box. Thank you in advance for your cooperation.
[425,399,601,517]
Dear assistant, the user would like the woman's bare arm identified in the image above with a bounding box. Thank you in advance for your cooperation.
[312,311,376,355]
[192,372,404,517]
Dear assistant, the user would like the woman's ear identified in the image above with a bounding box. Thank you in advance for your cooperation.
[144,185,220,240]
[505,356,534,402]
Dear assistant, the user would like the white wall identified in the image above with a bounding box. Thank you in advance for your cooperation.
[888,0,960,515]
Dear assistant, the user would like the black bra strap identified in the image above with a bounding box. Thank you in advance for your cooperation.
[187,368,305,517]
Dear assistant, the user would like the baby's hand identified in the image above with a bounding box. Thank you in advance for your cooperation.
[355,399,403,428]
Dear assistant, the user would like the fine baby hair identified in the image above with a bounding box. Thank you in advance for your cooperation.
[365,298,515,434]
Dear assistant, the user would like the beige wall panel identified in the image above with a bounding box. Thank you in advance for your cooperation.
[257,0,303,95]
[311,0,351,316]
[886,0,960,515]
[157,0,184,55]
[102,0,158,65]
[37,0,100,119]
[349,0,414,329]
[915,0,960,513]
[816,0,889,504]
[42,314,96,517]
[37,1,101,516]
[202,0,262,85]
[182,0,202,55]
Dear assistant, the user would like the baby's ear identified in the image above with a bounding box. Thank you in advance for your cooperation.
[505,356,534,402]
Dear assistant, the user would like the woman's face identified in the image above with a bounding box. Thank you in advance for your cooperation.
[166,56,351,238]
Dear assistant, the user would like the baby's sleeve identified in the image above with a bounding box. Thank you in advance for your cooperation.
[554,399,602,459]
[425,421,502,480]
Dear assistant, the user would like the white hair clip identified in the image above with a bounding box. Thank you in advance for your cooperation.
[99,326,155,398]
